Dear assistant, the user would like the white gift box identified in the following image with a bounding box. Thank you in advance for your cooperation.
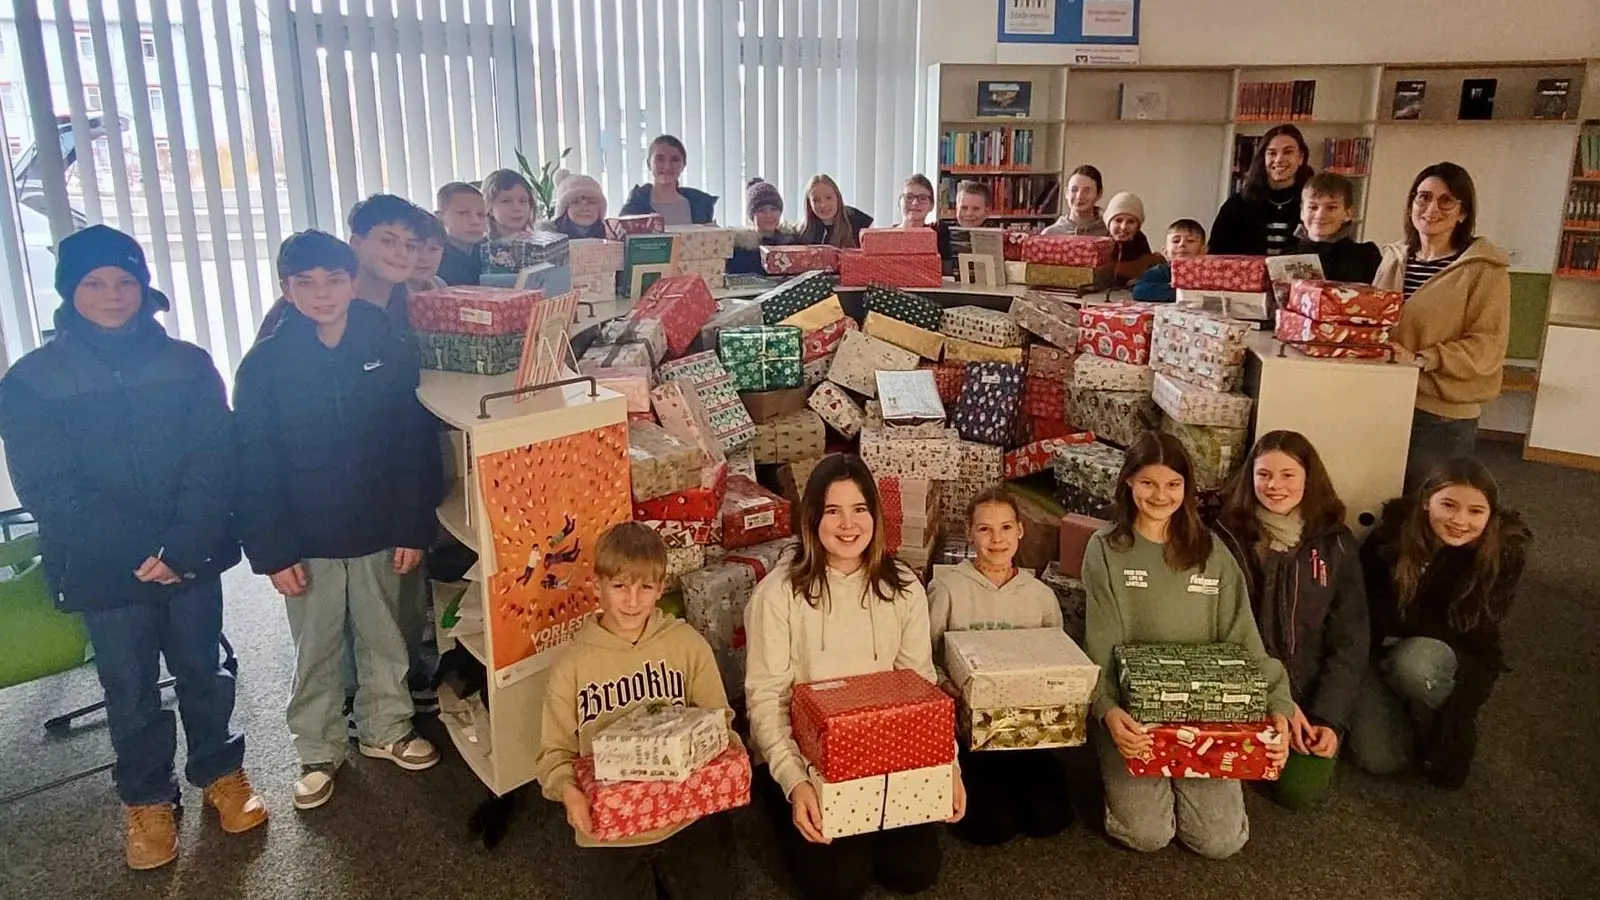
[591,703,729,783]
[809,762,955,839]
[943,628,1099,710]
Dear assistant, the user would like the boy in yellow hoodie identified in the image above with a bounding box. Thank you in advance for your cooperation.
[533,522,740,900]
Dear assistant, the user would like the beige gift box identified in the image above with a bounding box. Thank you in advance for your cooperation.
[859,426,962,480]
[943,628,1100,710]
[864,311,945,360]
[665,224,739,260]
[1152,371,1254,429]
[943,336,1024,365]
[751,409,826,464]
[1073,353,1155,392]
[807,381,867,438]
[827,330,920,397]
[940,305,1025,349]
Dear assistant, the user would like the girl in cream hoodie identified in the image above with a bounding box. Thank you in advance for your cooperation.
[745,454,963,900]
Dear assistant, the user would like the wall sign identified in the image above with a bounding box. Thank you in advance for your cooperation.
[998,0,1140,65]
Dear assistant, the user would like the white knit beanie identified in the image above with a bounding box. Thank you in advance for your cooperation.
[1104,191,1145,226]
[553,172,607,220]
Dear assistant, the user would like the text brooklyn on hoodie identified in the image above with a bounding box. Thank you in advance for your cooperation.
[576,659,687,726]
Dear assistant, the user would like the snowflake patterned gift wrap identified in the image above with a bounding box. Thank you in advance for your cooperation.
[414,330,523,375]
[862,284,944,332]
[790,669,956,783]
[567,237,624,275]
[761,272,841,326]
[1020,233,1115,267]
[1171,254,1270,293]
[1076,302,1158,365]
[1125,723,1284,781]
[408,286,541,336]
[951,362,1025,446]
[665,224,738,260]
[863,311,945,360]
[1285,279,1404,326]
[1161,417,1248,492]
[1027,343,1076,383]
[719,474,792,549]
[1114,643,1271,724]
[940,305,1025,349]
[1010,293,1082,351]
[604,213,667,241]
[761,244,841,275]
[574,744,751,842]
[717,325,803,392]
[806,381,866,438]
[943,336,1024,365]
[1152,372,1254,429]
[944,628,1099,710]
[858,427,963,480]
[858,227,939,256]
[626,420,707,501]
[741,387,810,424]
[802,316,858,362]
[680,539,795,697]
[1068,387,1157,449]
[808,763,955,840]
[478,231,571,273]
[750,409,826,464]
[591,703,729,783]
[629,274,718,358]
[826,330,921,398]
[1273,308,1392,348]
[1003,435,1095,480]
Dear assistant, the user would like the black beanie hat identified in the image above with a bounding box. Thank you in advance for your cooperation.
[54,224,151,302]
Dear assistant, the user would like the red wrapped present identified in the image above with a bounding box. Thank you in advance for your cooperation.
[1027,344,1075,383]
[1124,722,1284,781]
[1171,255,1270,293]
[720,474,792,550]
[1004,434,1095,480]
[1003,229,1028,261]
[630,274,719,358]
[838,250,943,289]
[1286,279,1404,327]
[1020,234,1115,268]
[1077,302,1158,365]
[605,213,666,241]
[1274,308,1392,347]
[922,363,968,406]
[859,227,939,256]
[1024,415,1077,443]
[762,244,841,275]
[632,463,729,521]
[638,518,723,548]
[791,669,956,782]
[802,316,858,362]
[408,285,541,336]
[573,745,752,842]
[1022,374,1067,420]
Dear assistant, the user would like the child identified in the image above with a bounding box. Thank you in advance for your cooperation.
[798,173,872,248]
[234,230,444,811]
[1104,191,1162,285]
[1041,165,1109,236]
[1084,432,1291,859]
[1348,458,1531,789]
[546,171,608,239]
[928,488,1071,846]
[729,177,798,274]
[1293,171,1381,283]
[483,168,537,237]
[953,180,993,228]
[1131,219,1207,302]
[746,454,965,900]
[533,522,740,900]
[1210,124,1313,256]
[434,181,487,285]
[0,225,266,870]
[408,212,448,293]
[1216,431,1369,810]
[895,174,937,228]
[619,134,719,225]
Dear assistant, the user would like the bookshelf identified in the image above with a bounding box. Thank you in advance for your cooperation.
[926,64,1069,228]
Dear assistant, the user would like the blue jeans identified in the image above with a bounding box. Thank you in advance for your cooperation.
[1347,637,1459,775]
[79,576,245,807]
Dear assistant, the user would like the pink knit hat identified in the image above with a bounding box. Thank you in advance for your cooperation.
[553,172,607,220]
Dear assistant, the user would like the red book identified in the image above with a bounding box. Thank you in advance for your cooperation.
[790,669,955,782]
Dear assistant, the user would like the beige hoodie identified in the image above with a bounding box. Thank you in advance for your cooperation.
[535,609,738,848]
[1373,237,1511,419]
[744,562,937,799]
[928,561,1064,664]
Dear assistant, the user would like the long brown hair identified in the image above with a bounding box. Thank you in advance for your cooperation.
[1218,430,1346,548]
[1393,458,1515,630]
[1241,124,1313,203]
[787,454,911,606]
[802,174,857,249]
[1402,162,1478,254]
[1107,432,1213,572]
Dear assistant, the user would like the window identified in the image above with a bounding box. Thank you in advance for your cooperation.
[0,83,17,114]
[76,32,92,59]
[148,87,163,113]
[92,138,111,171]
[84,84,101,112]
[141,34,156,60]
[154,138,172,182]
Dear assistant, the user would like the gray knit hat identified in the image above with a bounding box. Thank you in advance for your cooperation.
[745,179,783,219]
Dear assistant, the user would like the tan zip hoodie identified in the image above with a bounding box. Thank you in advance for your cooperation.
[928,561,1064,664]
[1373,237,1511,420]
[744,562,937,799]
[535,609,738,848]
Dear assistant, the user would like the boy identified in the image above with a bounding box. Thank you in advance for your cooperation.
[409,212,449,293]
[953,180,993,228]
[234,230,444,811]
[533,522,740,900]
[435,181,487,285]
[0,226,265,869]
[1131,218,1207,302]
[1294,171,1381,283]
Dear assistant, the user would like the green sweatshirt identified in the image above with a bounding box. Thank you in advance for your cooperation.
[1082,529,1294,722]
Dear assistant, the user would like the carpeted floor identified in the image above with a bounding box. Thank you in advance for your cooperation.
[1,441,1595,900]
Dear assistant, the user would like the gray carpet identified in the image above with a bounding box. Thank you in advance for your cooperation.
[1,441,1595,900]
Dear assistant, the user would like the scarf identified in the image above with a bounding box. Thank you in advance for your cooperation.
[1254,507,1304,655]
[1256,507,1304,552]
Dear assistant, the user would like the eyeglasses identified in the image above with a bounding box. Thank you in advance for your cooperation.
[902,192,934,206]
[1412,192,1461,213]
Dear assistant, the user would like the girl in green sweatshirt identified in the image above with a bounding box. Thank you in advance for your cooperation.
[1084,433,1293,859]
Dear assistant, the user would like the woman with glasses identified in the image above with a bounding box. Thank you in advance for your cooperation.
[1210,124,1314,256]
[1372,163,1511,491]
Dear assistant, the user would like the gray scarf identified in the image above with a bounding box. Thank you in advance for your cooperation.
[1256,507,1304,553]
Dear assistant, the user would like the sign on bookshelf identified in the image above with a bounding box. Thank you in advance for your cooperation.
[997,0,1140,65]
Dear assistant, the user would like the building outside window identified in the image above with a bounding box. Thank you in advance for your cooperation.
[148,87,163,113]
[84,84,101,112]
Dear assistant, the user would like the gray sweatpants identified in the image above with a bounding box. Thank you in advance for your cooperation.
[1346,636,1459,775]
[1095,727,1249,859]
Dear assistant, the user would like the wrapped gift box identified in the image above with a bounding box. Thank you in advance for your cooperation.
[666,224,738,260]
[640,518,723,549]
[761,272,840,325]
[1010,292,1082,351]
[742,387,810,424]
[718,325,804,392]
[574,744,751,841]
[479,231,570,272]
[720,474,792,549]
[633,463,729,521]
[409,285,540,336]
[859,227,939,256]
[477,261,570,295]
[807,381,866,438]
[780,296,847,334]
[1023,415,1076,443]
[875,370,947,425]
[1161,417,1248,492]
[630,274,718,358]
[1077,302,1158,365]
[1174,288,1272,322]
[1040,562,1087,645]
[952,362,1025,446]
[568,238,624,275]
[809,763,954,840]
[1171,254,1270,293]
[1152,329,1246,393]
[605,213,667,241]
[827,330,921,398]
[944,628,1098,710]
[1003,229,1029,261]
[862,284,944,332]
[1021,234,1116,268]
[926,363,967,405]
[1023,262,1112,290]
[1274,308,1392,347]
[580,338,654,370]
[1052,442,1125,517]
[802,316,858,362]
[622,233,682,296]
[1022,375,1067,421]
[802,353,834,387]
[726,446,756,481]
[791,669,955,783]
[1125,723,1284,781]
[582,365,653,416]
[762,244,840,275]
[680,539,794,697]
[592,703,728,783]
[751,409,825,464]
[1286,279,1404,326]
[840,251,943,289]
[955,440,1004,485]
[863,311,944,360]
[1069,387,1156,448]
[859,427,963,480]
[1115,643,1271,723]
[1072,353,1155,392]
[1003,435,1095,480]
[627,420,708,501]
[1027,343,1076,383]
[600,317,670,369]
[700,297,765,350]
[678,258,727,290]
[415,330,522,375]
[651,380,726,466]
[658,349,729,386]
[944,336,1024,365]
[878,477,941,520]
[964,703,1087,751]
[1265,253,1324,305]
[701,378,759,452]
[940,305,1025,349]
[1153,306,1253,356]
[1152,372,1254,429]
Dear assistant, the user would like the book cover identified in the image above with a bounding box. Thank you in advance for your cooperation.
[1118,83,1168,121]
[978,81,1032,118]
[1532,79,1572,120]
[1392,80,1426,120]
[1458,78,1497,121]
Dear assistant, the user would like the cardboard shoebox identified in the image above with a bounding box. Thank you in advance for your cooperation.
[807,381,867,438]
[863,311,944,360]
[939,305,1025,349]
[858,426,962,480]
[950,362,1025,447]
[1010,291,1082,351]
[408,285,541,336]
[627,420,708,502]
[1069,386,1158,449]
[1151,372,1254,430]
[717,325,804,392]
[826,330,921,398]
[1077,302,1159,366]
[719,474,792,549]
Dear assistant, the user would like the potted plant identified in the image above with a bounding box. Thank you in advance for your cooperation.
[514,147,573,221]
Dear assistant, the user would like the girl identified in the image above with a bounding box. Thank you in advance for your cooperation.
[1371,163,1511,491]
[619,134,718,225]
[1041,165,1110,236]
[1083,432,1291,859]
[798,174,872,248]
[1103,191,1162,285]
[745,454,964,900]
[545,171,608,240]
[1292,172,1381,283]
[1348,458,1531,789]
[928,487,1072,846]
[1216,431,1369,810]
[482,169,536,238]
[728,178,799,275]
[1209,124,1313,256]
[896,174,936,228]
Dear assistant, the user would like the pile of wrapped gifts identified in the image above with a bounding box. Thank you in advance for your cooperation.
[1172,254,1272,322]
[1149,306,1255,490]
[1274,279,1405,359]
[942,627,1100,751]
[1114,642,1284,780]
[1068,301,1160,450]
[569,237,624,306]
[410,285,542,375]
[1018,233,1116,294]
[838,228,942,289]
[479,229,573,295]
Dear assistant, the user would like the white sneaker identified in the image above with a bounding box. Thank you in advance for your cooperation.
[358,731,441,771]
[293,763,339,810]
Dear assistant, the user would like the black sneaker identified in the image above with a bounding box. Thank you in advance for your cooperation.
[411,685,440,716]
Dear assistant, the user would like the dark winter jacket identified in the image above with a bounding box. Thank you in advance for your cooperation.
[1292,230,1382,284]
[796,206,874,247]
[254,287,412,347]
[619,184,719,224]
[728,228,801,275]
[1130,261,1175,302]
[0,300,240,610]
[544,217,607,241]
[438,239,481,286]
[1217,520,1370,732]
[1360,498,1532,786]
[233,301,442,575]
[1210,184,1303,257]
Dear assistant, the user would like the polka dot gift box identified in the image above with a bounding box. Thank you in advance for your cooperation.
[807,762,956,840]
[790,669,956,783]
[1076,301,1159,366]
[1020,233,1115,268]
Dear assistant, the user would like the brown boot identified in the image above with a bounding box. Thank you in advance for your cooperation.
[202,769,269,834]
[125,803,178,870]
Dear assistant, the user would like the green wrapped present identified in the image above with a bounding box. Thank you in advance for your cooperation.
[758,271,839,325]
[1161,416,1248,492]
[622,233,681,297]
[864,284,943,332]
[415,330,523,375]
[1114,643,1270,724]
[963,703,1088,751]
[717,325,804,392]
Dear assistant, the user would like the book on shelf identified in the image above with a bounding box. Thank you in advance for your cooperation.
[1231,134,1261,175]
[1117,83,1168,121]
[977,80,1032,118]
[1458,79,1497,121]
[1322,137,1372,175]
[1565,182,1600,227]
[937,174,1059,218]
[938,126,1037,170]
[1236,79,1316,121]
[1557,232,1599,274]
[1532,79,1573,120]
[1575,128,1600,176]
[1392,80,1426,120]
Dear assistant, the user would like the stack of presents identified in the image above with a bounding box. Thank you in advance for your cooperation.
[1113,643,1285,780]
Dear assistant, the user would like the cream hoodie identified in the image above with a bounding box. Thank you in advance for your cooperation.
[535,609,738,848]
[743,561,937,799]
[928,561,1064,663]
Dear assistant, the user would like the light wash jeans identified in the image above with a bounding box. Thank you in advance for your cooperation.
[1095,726,1249,859]
[1346,636,1459,775]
